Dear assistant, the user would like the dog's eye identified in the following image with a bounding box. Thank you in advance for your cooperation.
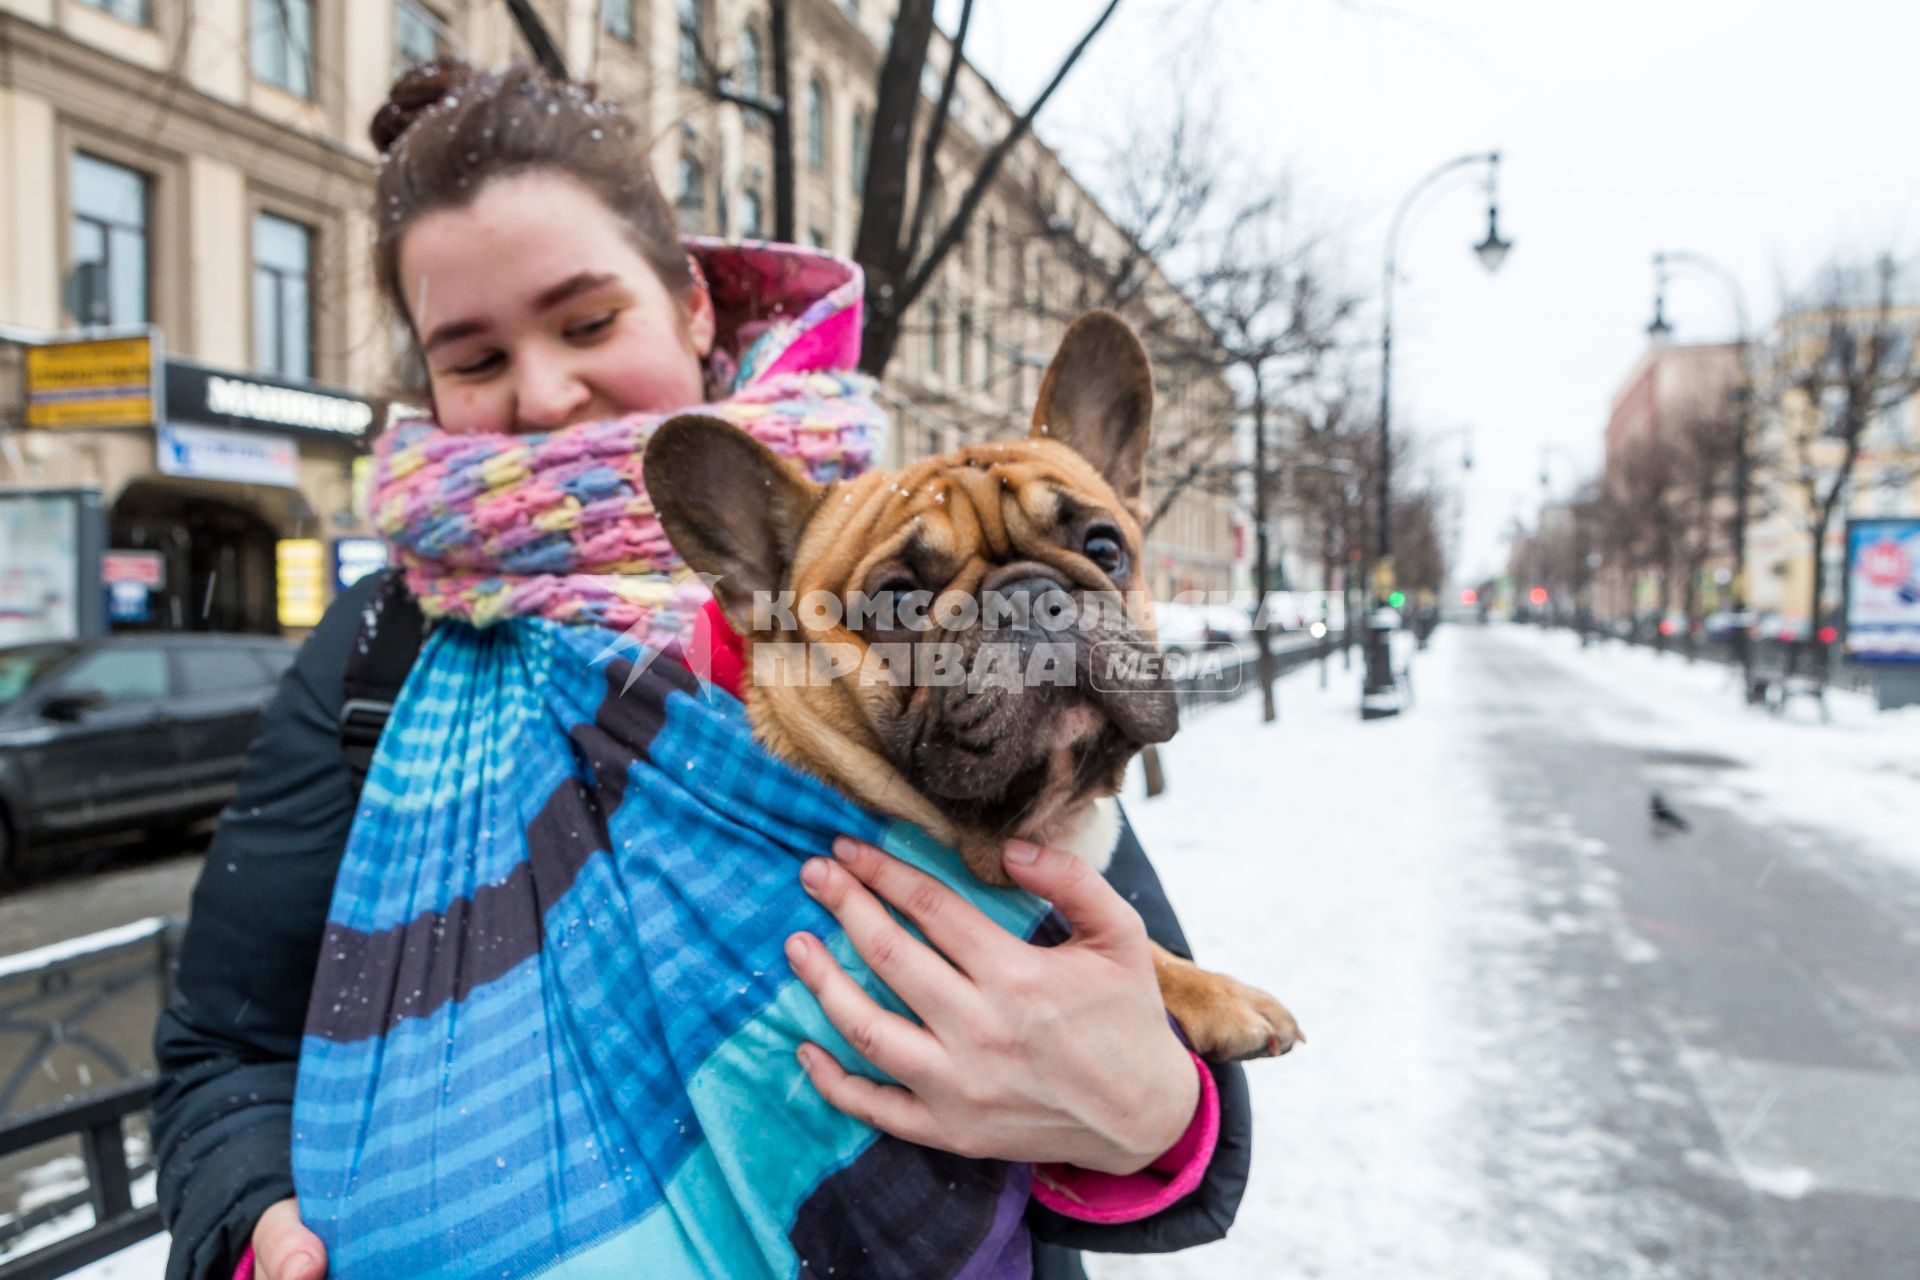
[872,572,918,597]
[1083,526,1128,576]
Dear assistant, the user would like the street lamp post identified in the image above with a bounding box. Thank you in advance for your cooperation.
[1365,151,1512,719]
[1647,249,1755,684]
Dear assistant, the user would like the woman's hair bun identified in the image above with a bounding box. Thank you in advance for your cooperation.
[370,56,486,154]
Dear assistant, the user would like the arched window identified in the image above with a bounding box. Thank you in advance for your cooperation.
[806,77,827,170]
[676,0,702,84]
[925,299,944,376]
[740,189,765,239]
[739,28,764,98]
[849,112,868,193]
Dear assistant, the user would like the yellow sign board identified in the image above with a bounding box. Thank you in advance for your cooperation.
[1371,558,1397,599]
[276,538,326,629]
[25,333,157,429]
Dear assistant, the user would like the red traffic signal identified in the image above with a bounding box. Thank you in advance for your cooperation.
[1461,588,1479,605]
[1817,625,1839,645]
[1528,587,1548,606]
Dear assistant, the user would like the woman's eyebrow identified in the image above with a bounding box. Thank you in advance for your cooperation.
[533,270,619,312]
[421,319,487,354]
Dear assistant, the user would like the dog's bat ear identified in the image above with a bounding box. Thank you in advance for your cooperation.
[1030,310,1154,506]
[644,414,824,631]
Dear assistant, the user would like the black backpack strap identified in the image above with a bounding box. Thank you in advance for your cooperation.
[339,568,428,798]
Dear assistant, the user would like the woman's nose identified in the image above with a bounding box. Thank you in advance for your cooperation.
[514,360,594,432]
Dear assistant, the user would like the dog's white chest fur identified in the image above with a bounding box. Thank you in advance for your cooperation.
[1048,796,1122,872]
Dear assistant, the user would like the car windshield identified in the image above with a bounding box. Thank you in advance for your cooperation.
[0,643,81,709]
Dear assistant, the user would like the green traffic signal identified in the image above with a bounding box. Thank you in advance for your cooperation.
[1388,591,1406,609]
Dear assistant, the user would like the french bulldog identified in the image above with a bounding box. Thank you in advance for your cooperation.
[643,310,1298,1061]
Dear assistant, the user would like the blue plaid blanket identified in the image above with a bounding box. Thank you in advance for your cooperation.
[292,619,1053,1278]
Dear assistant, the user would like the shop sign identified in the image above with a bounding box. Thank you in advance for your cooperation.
[165,359,378,442]
[158,422,300,487]
[276,539,326,629]
[25,332,159,429]
[1844,518,1920,665]
[102,550,166,589]
[334,538,389,590]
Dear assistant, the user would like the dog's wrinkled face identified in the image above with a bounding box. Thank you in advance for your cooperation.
[646,311,1178,879]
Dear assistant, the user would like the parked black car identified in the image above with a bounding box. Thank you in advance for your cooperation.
[0,633,297,873]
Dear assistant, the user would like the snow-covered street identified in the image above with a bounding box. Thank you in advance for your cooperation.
[1097,623,1920,1279]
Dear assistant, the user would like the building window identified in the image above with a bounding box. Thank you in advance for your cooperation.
[677,0,702,83]
[850,112,867,193]
[394,0,442,73]
[957,309,973,389]
[806,226,828,250]
[677,152,706,215]
[925,300,943,377]
[69,153,149,328]
[253,0,314,98]
[253,212,313,379]
[601,0,633,42]
[76,0,150,23]
[983,215,997,288]
[740,190,765,239]
[739,28,764,98]
[806,78,827,170]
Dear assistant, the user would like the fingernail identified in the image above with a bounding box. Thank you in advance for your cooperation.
[801,858,832,890]
[1004,839,1041,865]
[289,1252,318,1280]
[795,1044,815,1069]
[831,836,864,865]
[785,934,809,965]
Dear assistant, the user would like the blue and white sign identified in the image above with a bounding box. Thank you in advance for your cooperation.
[157,422,299,487]
[334,537,389,590]
[1844,518,1920,665]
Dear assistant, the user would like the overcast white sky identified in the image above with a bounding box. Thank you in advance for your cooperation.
[943,0,1920,580]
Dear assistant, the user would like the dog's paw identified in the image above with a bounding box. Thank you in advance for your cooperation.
[1190,976,1304,1061]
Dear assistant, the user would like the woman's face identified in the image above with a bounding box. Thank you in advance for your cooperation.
[398,171,716,435]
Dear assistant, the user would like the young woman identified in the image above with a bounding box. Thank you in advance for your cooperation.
[152,58,1250,1280]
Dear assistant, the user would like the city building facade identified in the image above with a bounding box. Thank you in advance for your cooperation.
[1,0,1239,634]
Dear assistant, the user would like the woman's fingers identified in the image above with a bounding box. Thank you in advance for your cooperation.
[1001,838,1147,953]
[827,837,1017,977]
[253,1197,327,1280]
[784,930,942,1082]
[799,853,984,1022]
[794,1042,963,1155]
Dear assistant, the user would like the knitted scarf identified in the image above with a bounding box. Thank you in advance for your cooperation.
[294,245,1060,1278]
[369,237,882,643]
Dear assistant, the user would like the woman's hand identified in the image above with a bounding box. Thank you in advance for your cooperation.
[252,1198,326,1280]
[786,836,1198,1176]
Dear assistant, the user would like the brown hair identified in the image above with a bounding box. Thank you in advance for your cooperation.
[370,57,690,336]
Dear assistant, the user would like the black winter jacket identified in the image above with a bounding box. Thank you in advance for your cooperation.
[152,571,1251,1280]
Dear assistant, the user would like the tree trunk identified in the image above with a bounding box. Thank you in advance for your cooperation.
[768,0,796,242]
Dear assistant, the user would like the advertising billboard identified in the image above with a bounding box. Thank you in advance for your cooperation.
[1843,518,1920,665]
[0,488,106,644]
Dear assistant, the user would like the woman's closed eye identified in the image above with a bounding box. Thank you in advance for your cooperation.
[448,349,505,377]
[564,309,621,342]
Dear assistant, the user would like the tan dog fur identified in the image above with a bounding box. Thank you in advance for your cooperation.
[646,312,1299,1061]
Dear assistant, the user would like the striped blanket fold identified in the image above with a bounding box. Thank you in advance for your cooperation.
[292,619,1057,1279]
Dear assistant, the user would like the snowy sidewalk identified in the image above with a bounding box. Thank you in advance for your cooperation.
[1098,634,1549,1279]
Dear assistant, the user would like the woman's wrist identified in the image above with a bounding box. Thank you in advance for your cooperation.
[1093,1025,1201,1175]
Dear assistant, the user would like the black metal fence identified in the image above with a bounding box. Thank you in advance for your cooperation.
[0,918,181,1279]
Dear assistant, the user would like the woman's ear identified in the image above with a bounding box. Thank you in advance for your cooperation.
[685,256,717,358]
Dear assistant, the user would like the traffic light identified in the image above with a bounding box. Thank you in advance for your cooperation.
[1460,588,1479,605]
[1528,587,1548,606]
[1388,591,1406,609]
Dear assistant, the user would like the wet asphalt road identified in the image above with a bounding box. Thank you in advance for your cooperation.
[1457,628,1920,1278]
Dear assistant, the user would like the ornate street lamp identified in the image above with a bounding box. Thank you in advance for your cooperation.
[1365,150,1513,720]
